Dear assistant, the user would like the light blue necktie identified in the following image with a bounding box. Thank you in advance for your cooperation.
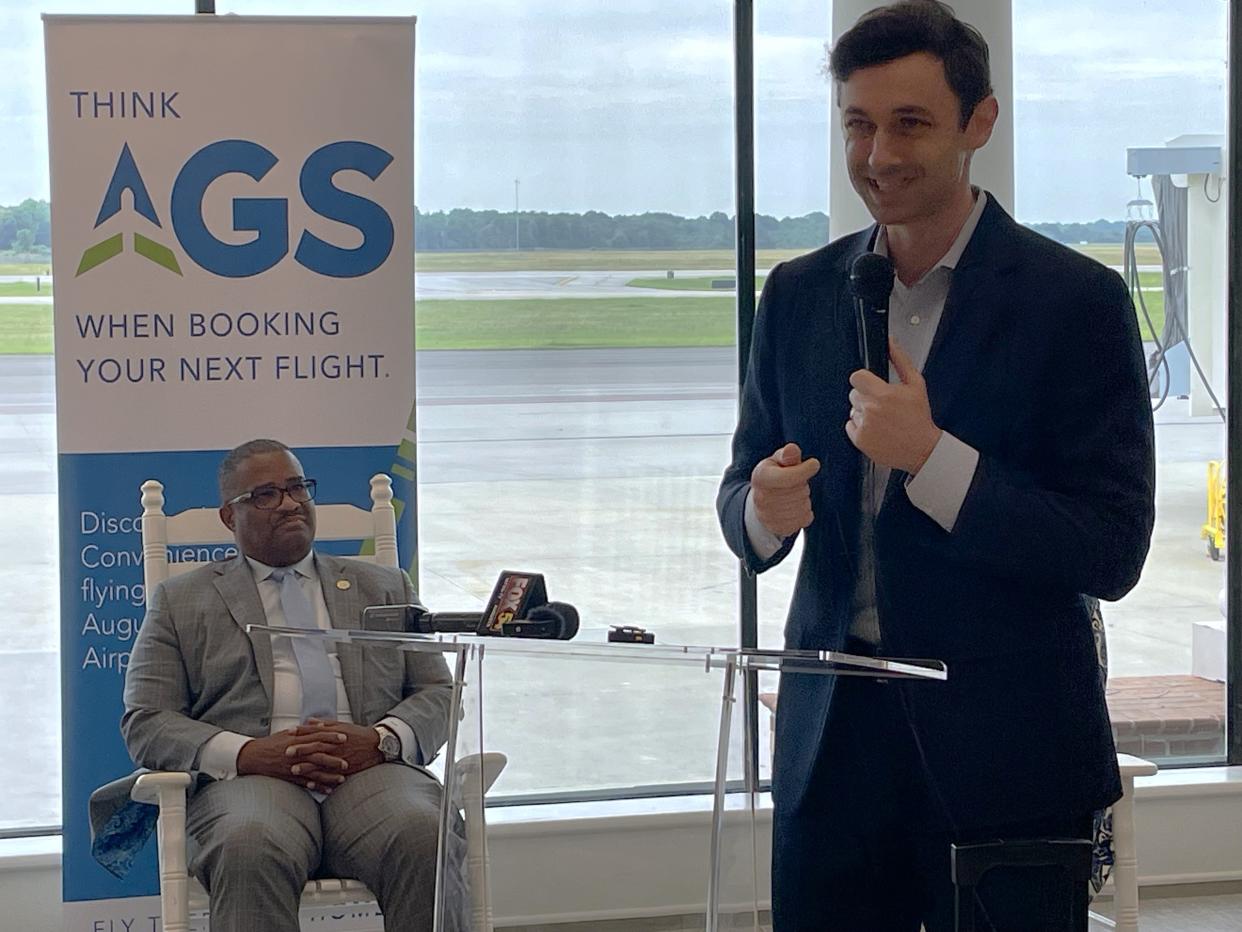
[270,567,337,722]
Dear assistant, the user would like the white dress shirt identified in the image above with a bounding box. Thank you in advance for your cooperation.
[745,189,987,643]
[195,551,420,780]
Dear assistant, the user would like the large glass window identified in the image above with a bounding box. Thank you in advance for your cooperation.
[1013,0,1230,765]
[0,0,144,835]
[750,1,831,778]
[227,0,744,797]
[751,0,1231,775]
[1,0,1236,837]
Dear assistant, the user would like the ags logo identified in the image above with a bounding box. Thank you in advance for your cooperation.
[78,139,396,279]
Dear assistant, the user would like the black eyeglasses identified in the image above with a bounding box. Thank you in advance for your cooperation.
[226,478,317,510]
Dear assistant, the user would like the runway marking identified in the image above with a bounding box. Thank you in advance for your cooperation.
[0,403,54,414]
[418,390,734,405]
[423,431,730,445]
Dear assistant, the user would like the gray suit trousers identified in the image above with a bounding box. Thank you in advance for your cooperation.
[186,763,468,932]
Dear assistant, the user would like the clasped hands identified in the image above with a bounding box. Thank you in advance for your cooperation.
[236,718,384,794]
[751,340,941,537]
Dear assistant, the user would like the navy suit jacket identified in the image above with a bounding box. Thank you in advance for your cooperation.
[717,194,1155,833]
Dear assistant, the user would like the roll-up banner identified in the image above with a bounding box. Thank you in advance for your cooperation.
[44,15,417,928]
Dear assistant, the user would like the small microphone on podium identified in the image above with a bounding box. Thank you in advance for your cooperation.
[498,601,580,640]
[848,253,894,381]
[361,570,579,640]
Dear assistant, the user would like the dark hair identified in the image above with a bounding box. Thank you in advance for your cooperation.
[828,0,991,129]
[218,438,293,503]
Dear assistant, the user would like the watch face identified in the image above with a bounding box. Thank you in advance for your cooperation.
[379,731,401,761]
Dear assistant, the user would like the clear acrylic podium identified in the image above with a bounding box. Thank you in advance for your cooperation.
[254,625,947,932]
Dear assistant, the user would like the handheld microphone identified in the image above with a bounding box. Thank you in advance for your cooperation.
[848,253,894,381]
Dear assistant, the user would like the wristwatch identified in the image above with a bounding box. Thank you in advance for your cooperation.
[374,724,402,763]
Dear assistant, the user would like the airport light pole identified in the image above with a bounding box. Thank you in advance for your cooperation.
[514,178,521,251]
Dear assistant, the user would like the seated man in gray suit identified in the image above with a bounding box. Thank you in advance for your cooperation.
[121,438,462,932]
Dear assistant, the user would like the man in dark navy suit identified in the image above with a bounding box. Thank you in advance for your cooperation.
[716,2,1155,929]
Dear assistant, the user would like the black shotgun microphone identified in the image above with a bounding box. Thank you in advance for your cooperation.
[364,602,579,640]
[848,253,895,381]
[379,610,482,634]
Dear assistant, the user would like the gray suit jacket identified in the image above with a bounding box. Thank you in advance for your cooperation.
[90,552,451,862]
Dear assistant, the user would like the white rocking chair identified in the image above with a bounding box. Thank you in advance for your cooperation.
[131,474,505,932]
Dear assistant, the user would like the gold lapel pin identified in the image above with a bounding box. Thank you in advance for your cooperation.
[336,579,351,591]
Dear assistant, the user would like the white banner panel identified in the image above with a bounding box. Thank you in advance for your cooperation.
[46,15,415,453]
[44,15,417,926]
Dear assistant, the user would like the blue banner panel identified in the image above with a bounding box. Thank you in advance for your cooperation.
[59,444,415,903]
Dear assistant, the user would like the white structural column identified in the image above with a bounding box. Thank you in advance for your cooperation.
[827,0,1015,241]
[1186,165,1229,418]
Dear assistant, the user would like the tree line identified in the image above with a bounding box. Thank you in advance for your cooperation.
[0,198,1142,254]
[413,207,831,250]
[413,208,1144,250]
[0,199,52,253]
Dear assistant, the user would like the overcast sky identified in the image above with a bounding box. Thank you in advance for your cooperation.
[3,0,1229,222]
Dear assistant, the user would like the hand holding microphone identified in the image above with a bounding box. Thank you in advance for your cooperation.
[845,253,941,475]
[847,338,942,475]
[750,442,821,538]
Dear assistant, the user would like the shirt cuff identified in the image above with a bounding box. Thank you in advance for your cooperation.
[196,731,252,781]
[904,430,980,533]
[744,488,786,561]
[378,715,423,767]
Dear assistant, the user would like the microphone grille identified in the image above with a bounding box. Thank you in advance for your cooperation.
[848,253,895,305]
[540,601,579,640]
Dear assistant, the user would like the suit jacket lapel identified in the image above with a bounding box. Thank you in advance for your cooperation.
[316,553,367,720]
[920,194,1022,433]
[873,195,1020,506]
[213,556,274,705]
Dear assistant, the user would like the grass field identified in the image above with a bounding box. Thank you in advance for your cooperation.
[1072,243,1162,267]
[631,268,1162,294]
[414,248,806,272]
[415,243,1159,273]
[0,305,53,354]
[1133,288,1165,342]
[0,282,52,298]
[0,244,1160,277]
[1,290,1166,355]
[415,297,735,349]
[1,298,728,354]
[0,257,1170,353]
[0,263,53,276]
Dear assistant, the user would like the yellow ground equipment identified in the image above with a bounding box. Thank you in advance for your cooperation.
[1202,460,1227,561]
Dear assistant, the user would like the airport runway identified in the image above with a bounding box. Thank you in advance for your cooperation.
[0,257,1210,828]
[0,348,742,493]
[0,264,1160,302]
[414,268,746,300]
[0,347,737,410]
[0,344,1227,828]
